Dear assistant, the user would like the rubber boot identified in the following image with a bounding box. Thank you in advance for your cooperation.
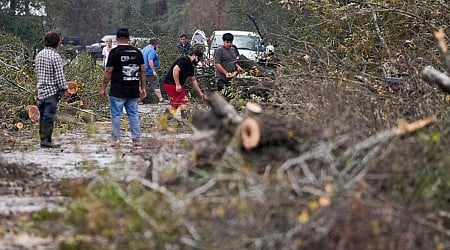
[40,123,61,148]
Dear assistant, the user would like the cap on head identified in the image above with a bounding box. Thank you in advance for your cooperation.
[116,27,130,39]
[222,33,234,42]
[192,49,203,58]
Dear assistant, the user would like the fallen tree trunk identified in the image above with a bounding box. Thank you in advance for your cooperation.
[191,93,304,167]
[240,114,302,151]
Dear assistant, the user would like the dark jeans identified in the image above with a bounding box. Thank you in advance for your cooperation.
[216,78,230,92]
[38,93,60,125]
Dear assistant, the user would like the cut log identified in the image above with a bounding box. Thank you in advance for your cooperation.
[241,117,261,149]
[67,80,79,94]
[245,102,262,114]
[16,105,40,123]
[25,105,40,122]
[240,115,302,150]
[16,122,24,130]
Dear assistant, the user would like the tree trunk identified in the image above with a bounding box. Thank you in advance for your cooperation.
[240,114,302,151]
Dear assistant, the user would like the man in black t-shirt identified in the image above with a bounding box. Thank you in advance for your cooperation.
[101,27,147,148]
[162,49,207,118]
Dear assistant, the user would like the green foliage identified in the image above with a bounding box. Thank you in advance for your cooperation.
[0,32,36,106]
[32,210,62,222]
[0,8,44,48]
[62,180,182,248]
[62,52,109,117]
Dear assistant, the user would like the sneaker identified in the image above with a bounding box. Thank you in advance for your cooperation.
[132,142,142,149]
[158,99,169,104]
[110,139,120,148]
[172,110,182,121]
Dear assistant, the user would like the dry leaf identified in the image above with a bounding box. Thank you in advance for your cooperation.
[297,209,309,224]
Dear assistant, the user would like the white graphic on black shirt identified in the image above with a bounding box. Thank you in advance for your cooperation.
[122,64,140,81]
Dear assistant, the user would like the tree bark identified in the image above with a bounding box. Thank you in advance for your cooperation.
[421,66,450,94]
[240,114,302,151]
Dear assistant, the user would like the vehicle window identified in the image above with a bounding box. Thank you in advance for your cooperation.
[233,35,258,50]
[211,35,222,50]
[211,34,259,51]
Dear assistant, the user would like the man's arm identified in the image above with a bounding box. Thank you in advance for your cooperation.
[173,65,182,92]
[101,67,113,98]
[190,76,206,99]
[215,62,229,76]
[148,58,157,76]
[139,64,147,100]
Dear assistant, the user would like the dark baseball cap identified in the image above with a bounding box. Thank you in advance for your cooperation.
[116,27,130,39]
[192,49,203,58]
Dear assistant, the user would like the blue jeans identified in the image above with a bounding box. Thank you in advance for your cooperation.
[109,96,141,142]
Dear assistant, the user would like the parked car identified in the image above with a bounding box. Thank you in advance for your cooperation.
[60,36,84,59]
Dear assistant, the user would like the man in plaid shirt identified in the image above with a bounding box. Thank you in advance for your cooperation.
[35,31,69,148]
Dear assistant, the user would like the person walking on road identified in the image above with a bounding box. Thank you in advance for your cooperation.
[35,31,70,148]
[142,37,165,103]
[162,49,207,119]
[100,27,147,148]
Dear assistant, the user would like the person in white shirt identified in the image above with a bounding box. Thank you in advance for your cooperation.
[102,38,115,70]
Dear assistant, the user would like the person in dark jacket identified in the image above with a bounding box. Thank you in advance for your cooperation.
[177,33,191,56]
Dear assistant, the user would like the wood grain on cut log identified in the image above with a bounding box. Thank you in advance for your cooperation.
[241,117,261,149]
[16,105,39,123]
[25,105,39,122]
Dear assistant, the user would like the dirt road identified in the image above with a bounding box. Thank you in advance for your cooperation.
[0,104,192,249]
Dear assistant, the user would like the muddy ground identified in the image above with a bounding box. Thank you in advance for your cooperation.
[0,103,191,249]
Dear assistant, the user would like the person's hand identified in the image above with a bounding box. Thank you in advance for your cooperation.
[63,89,71,99]
[175,84,181,92]
[100,88,106,98]
[199,92,207,100]
[226,71,237,78]
[139,89,147,100]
